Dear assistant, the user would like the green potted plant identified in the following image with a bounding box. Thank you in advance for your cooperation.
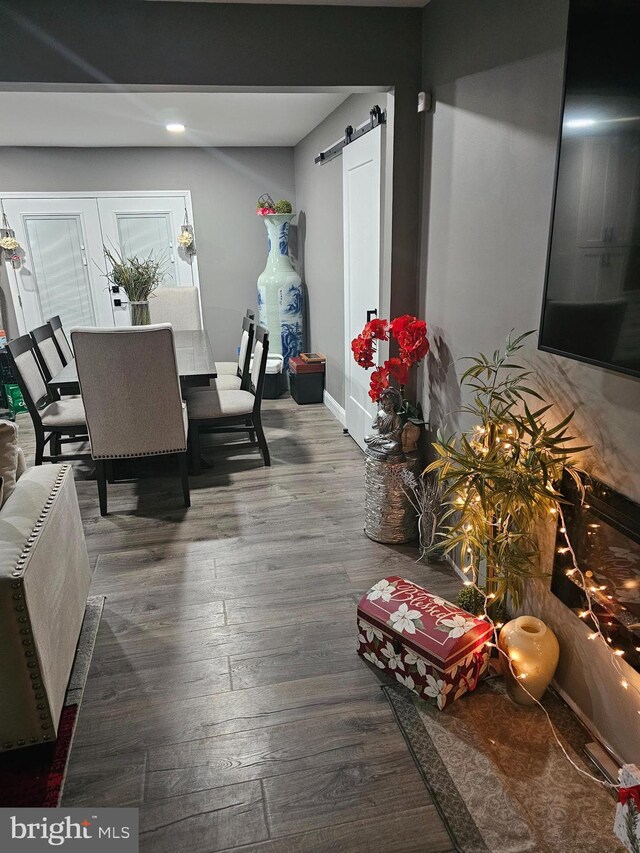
[426,330,587,614]
[103,247,166,325]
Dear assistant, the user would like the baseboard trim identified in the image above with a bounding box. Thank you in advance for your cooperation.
[323,390,346,427]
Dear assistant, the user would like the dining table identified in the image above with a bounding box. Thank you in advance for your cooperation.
[47,329,217,396]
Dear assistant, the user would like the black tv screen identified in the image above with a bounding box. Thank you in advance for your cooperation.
[540,0,640,377]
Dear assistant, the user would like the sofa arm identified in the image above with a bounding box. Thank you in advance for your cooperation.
[0,464,91,751]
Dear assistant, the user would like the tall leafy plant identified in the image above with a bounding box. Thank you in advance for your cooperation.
[426,331,587,610]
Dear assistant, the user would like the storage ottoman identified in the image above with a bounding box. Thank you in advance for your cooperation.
[289,356,325,405]
[357,576,492,709]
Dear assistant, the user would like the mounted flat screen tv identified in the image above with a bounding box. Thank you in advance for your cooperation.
[540,0,640,377]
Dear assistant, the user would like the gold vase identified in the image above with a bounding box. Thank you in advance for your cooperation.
[498,615,559,706]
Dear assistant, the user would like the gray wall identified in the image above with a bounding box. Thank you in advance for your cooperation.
[0,147,295,359]
[293,93,391,408]
[0,1,423,344]
[421,0,640,762]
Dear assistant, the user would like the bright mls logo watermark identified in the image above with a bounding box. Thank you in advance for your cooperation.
[0,809,138,850]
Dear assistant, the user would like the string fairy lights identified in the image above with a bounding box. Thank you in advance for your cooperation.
[419,331,638,791]
[454,500,639,792]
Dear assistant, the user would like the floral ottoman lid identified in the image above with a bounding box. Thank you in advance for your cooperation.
[357,576,493,670]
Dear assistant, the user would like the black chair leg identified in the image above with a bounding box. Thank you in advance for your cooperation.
[178,452,191,508]
[106,460,115,484]
[253,412,270,467]
[190,425,201,475]
[96,460,108,516]
[34,431,45,466]
[245,418,256,444]
[51,433,61,461]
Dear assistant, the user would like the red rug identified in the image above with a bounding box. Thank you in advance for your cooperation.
[0,705,78,807]
[0,595,104,807]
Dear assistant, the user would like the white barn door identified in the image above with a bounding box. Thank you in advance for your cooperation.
[343,126,383,451]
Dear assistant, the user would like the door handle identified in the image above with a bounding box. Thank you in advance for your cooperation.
[366,309,378,323]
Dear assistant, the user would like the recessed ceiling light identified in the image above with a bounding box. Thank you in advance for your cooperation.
[166,123,185,133]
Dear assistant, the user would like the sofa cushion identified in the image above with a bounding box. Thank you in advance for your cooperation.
[0,420,19,505]
[16,448,26,481]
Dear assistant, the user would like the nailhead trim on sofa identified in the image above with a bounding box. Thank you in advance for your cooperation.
[3,464,70,750]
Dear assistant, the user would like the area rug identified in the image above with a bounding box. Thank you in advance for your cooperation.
[383,678,625,853]
[0,595,104,807]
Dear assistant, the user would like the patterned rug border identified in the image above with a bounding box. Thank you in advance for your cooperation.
[382,680,614,853]
[382,683,483,853]
[58,594,105,804]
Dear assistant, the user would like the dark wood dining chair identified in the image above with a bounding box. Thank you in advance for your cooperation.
[217,309,256,377]
[31,323,65,383]
[47,315,73,365]
[201,315,254,392]
[5,335,87,465]
[187,326,270,472]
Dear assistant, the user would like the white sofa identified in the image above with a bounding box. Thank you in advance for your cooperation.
[0,421,91,751]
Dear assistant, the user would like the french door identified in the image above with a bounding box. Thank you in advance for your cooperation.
[97,195,196,327]
[343,126,383,451]
[2,192,198,334]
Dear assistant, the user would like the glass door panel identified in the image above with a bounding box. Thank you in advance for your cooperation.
[116,213,174,275]
[24,215,96,328]
[1,197,113,332]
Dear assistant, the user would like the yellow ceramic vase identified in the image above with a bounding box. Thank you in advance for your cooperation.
[498,615,559,706]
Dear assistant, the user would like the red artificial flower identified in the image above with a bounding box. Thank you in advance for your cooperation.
[369,365,390,401]
[361,318,389,341]
[389,314,413,338]
[351,334,375,369]
[257,207,276,216]
[392,316,429,365]
[352,314,429,400]
[385,356,410,387]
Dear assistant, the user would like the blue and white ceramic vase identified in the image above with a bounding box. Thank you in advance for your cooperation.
[257,214,303,369]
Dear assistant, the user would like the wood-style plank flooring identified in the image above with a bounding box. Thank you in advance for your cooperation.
[16,398,460,852]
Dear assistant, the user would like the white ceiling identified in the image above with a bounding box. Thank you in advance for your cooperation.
[0,91,352,147]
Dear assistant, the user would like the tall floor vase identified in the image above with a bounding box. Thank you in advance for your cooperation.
[257,214,304,369]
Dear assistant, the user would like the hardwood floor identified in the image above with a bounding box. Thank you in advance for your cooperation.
[16,398,460,852]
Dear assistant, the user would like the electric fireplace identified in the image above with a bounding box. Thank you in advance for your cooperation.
[551,473,640,674]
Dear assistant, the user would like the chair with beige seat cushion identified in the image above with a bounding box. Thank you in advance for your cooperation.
[217,309,256,376]
[148,286,202,331]
[71,324,190,516]
[6,335,88,466]
[47,315,73,365]
[203,315,254,394]
[187,325,270,472]
[31,323,80,401]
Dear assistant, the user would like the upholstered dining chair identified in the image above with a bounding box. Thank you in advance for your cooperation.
[71,325,190,515]
[6,335,87,465]
[217,309,256,376]
[207,315,254,392]
[31,323,65,383]
[187,326,270,472]
[148,287,202,331]
[47,315,73,365]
